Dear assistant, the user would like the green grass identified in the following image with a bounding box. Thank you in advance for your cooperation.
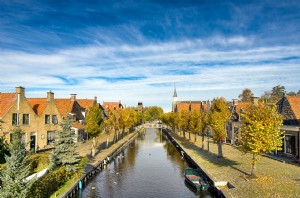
[50,177,78,198]
[172,132,300,198]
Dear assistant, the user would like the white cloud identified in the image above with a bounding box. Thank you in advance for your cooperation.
[1,37,300,112]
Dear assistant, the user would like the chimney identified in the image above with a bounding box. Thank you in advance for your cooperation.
[70,94,77,101]
[232,99,238,106]
[252,97,259,106]
[47,91,54,102]
[15,86,25,97]
[93,96,97,105]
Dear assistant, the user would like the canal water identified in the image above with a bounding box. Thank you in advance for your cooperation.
[78,128,213,198]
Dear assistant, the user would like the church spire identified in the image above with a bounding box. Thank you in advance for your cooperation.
[173,86,177,98]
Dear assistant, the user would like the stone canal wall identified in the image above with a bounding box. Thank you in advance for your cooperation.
[60,127,143,198]
[162,128,228,198]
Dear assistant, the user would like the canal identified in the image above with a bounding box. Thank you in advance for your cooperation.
[78,128,214,198]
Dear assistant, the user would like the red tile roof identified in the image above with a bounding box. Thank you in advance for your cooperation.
[176,102,202,113]
[54,99,75,117]
[27,98,48,115]
[286,96,300,119]
[77,99,95,109]
[0,93,17,117]
[103,102,121,112]
[235,102,251,113]
[73,121,85,129]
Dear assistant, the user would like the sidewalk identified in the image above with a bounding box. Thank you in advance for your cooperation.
[169,131,300,198]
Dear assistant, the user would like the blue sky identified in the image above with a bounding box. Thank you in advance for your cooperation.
[1,0,300,112]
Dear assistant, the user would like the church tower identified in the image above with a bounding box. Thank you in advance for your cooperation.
[172,87,178,112]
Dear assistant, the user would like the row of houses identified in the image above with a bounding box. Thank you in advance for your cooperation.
[172,88,300,160]
[0,87,123,151]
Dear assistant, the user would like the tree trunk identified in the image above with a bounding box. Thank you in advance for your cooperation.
[251,154,258,177]
[207,136,210,151]
[194,132,197,144]
[188,131,191,140]
[218,140,223,158]
[202,134,204,149]
[106,133,110,148]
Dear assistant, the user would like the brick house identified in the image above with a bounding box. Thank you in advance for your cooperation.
[226,99,253,144]
[103,101,124,115]
[171,87,210,113]
[277,95,300,159]
[0,87,91,151]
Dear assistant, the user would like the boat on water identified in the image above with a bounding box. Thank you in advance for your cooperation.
[184,168,210,191]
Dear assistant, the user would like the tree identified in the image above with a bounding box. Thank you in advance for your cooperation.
[49,117,81,172]
[0,128,35,197]
[189,110,202,144]
[119,108,137,137]
[287,91,297,96]
[103,116,113,147]
[209,98,230,158]
[161,112,176,131]
[240,103,283,177]
[200,111,210,149]
[143,106,164,121]
[85,105,104,137]
[178,110,190,139]
[239,88,254,102]
[271,85,285,100]
[0,136,9,164]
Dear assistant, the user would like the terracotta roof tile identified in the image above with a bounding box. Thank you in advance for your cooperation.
[235,102,252,113]
[73,121,85,129]
[77,99,95,109]
[286,96,300,119]
[0,93,17,117]
[27,98,48,115]
[176,102,202,113]
[54,99,75,117]
[103,102,122,112]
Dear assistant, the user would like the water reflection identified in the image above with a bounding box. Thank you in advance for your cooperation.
[79,129,213,198]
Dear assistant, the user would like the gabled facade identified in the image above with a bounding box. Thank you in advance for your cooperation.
[0,87,39,150]
[277,96,300,159]
[0,87,87,151]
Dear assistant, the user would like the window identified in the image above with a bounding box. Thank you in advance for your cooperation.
[52,115,58,124]
[47,131,55,145]
[12,113,18,125]
[45,115,50,124]
[23,114,29,125]
[285,135,296,155]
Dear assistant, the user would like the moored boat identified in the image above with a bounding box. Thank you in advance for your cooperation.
[184,168,210,191]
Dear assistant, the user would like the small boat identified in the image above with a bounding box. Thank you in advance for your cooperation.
[184,168,210,191]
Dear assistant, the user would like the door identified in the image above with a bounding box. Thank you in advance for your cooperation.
[30,134,36,151]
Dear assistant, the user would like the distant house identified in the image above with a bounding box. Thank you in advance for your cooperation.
[171,87,210,113]
[0,87,92,152]
[137,102,143,113]
[226,99,253,144]
[103,101,124,115]
[277,95,300,159]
